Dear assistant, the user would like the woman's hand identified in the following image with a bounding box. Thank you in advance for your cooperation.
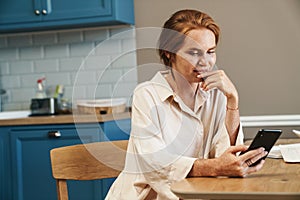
[198,69,240,145]
[197,70,238,107]
[188,145,268,178]
[213,145,268,177]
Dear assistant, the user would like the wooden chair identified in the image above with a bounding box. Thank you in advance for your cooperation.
[50,140,128,200]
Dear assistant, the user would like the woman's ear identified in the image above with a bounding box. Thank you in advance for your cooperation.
[165,52,170,59]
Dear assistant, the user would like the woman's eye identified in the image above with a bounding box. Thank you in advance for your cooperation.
[187,51,200,56]
[207,50,215,55]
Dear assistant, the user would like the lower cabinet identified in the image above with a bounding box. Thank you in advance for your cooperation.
[1,118,131,200]
[0,127,11,200]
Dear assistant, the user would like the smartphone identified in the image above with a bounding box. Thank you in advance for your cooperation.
[241,129,282,167]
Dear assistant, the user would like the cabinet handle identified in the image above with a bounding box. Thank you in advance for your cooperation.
[48,131,61,138]
[34,10,40,15]
[42,9,47,15]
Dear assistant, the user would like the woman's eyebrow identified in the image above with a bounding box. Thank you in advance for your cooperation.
[187,46,216,51]
[208,46,217,50]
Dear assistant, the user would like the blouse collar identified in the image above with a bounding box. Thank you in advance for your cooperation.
[150,70,210,115]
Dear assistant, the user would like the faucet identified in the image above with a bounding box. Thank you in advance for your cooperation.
[0,89,6,112]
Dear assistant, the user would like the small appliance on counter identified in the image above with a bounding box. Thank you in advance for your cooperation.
[30,97,59,116]
[30,77,59,116]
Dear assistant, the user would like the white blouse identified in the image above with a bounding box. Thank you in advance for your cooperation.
[105,71,244,200]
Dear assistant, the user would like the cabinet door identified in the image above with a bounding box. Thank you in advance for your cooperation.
[0,127,11,200]
[10,124,102,200]
[0,0,134,33]
[43,0,111,22]
[0,0,41,24]
[102,118,131,141]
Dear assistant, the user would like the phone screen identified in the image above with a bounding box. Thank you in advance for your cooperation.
[241,129,282,166]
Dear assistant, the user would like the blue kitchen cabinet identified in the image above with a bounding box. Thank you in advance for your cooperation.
[5,118,131,200]
[0,0,134,33]
[0,127,11,200]
[9,123,102,200]
[0,0,42,24]
[102,119,131,141]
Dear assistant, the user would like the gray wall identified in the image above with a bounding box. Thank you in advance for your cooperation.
[134,0,300,116]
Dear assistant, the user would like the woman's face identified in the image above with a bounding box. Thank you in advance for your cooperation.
[172,28,217,83]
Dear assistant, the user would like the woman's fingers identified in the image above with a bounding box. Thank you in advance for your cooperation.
[239,147,267,162]
[226,145,248,154]
[246,160,265,174]
[199,70,232,93]
[239,148,268,170]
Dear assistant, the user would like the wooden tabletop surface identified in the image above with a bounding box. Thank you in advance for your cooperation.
[171,139,300,200]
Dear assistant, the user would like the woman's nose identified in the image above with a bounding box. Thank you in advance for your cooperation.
[197,55,209,66]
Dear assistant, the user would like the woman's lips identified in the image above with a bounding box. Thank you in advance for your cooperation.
[193,68,210,81]
[193,68,209,74]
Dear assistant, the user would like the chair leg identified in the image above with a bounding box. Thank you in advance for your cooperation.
[56,179,69,200]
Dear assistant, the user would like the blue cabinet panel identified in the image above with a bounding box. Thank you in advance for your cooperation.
[9,124,102,200]
[102,118,131,141]
[44,0,112,21]
[0,0,42,24]
[0,127,11,200]
[0,118,131,200]
[0,0,134,33]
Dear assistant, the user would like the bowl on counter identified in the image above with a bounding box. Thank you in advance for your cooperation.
[293,130,300,138]
[76,98,127,115]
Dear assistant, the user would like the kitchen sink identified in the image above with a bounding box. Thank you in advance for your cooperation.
[0,110,30,120]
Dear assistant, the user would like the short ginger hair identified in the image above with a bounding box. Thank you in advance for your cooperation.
[158,9,220,67]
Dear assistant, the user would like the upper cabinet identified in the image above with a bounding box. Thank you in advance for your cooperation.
[0,0,135,33]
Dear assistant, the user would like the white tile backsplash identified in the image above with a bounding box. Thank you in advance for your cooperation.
[0,48,18,61]
[59,57,83,72]
[46,72,72,85]
[19,46,43,60]
[88,84,113,99]
[7,35,32,47]
[0,36,7,48]
[44,44,69,58]
[32,33,57,45]
[58,31,83,44]
[111,52,137,68]
[122,67,138,82]
[0,62,9,75]
[21,74,46,87]
[83,29,108,42]
[1,75,21,89]
[34,59,59,73]
[95,39,122,55]
[83,55,111,70]
[97,69,123,83]
[0,26,137,111]
[111,82,136,98]
[11,88,35,102]
[10,61,34,74]
[69,42,95,57]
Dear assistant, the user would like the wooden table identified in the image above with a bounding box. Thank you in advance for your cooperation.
[171,140,300,200]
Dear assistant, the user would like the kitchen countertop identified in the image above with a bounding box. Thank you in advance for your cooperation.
[0,112,131,126]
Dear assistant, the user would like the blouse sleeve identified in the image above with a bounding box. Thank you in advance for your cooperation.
[235,122,244,145]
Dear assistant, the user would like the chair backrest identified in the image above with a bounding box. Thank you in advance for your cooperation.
[50,140,128,200]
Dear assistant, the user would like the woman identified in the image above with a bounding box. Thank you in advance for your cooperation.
[106,9,267,200]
